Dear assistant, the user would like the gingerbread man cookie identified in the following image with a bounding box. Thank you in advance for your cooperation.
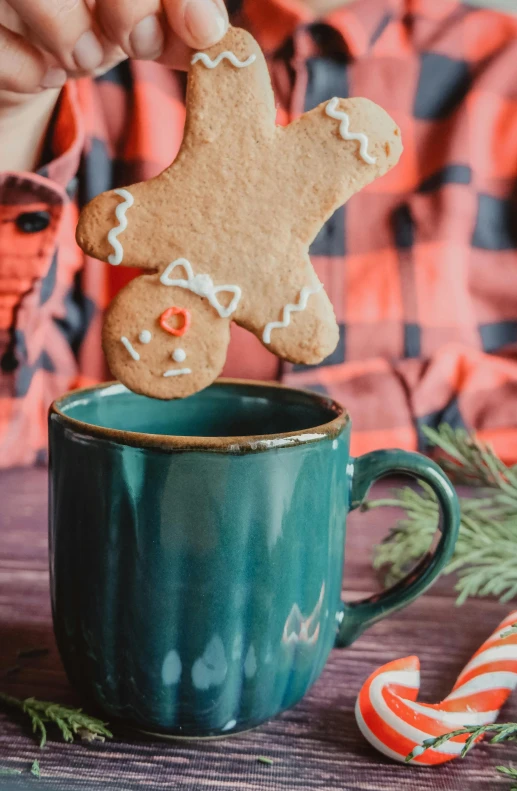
[76,26,403,400]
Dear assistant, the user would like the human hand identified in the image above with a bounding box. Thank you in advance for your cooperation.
[0,0,229,106]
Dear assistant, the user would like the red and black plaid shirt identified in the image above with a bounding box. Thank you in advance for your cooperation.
[1,0,517,468]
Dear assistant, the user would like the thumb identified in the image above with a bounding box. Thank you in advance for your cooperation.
[162,0,228,50]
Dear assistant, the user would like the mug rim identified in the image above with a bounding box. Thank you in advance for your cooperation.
[50,379,349,453]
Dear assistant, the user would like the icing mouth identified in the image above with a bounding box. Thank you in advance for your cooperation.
[163,368,192,378]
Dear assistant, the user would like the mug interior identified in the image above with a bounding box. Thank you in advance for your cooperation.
[54,381,344,439]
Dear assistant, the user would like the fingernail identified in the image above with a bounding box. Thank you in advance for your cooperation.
[184,0,228,48]
[130,15,164,59]
[73,30,104,71]
[41,67,68,89]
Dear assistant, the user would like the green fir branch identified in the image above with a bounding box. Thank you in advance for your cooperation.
[0,767,22,776]
[0,693,112,748]
[422,424,517,492]
[368,425,517,603]
[406,721,517,764]
[406,722,517,786]
[497,763,517,790]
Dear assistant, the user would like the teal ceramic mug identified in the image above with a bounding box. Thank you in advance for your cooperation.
[49,380,459,738]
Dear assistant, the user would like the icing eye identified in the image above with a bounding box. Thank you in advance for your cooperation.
[139,330,152,344]
[160,307,191,337]
[172,348,187,363]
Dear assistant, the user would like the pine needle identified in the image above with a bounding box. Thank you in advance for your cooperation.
[406,721,517,763]
[30,760,41,778]
[368,425,517,603]
[497,765,517,791]
[0,767,22,775]
[0,693,112,748]
[422,425,517,492]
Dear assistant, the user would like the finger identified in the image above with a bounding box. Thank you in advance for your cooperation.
[0,23,66,93]
[5,0,104,72]
[0,1,26,35]
[162,0,228,51]
[155,27,192,70]
[95,0,164,61]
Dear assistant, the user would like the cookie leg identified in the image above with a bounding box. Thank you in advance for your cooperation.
[277,97,403,247]
[239,278,339,366]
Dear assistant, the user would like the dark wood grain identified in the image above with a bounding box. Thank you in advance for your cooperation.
[0,467,515,790]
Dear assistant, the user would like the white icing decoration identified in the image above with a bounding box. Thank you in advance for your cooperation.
[191,51,256,69]
[325,97,377,165]
[263,284,323,344]
[160,259,241,319]
[120,336,140,361]
[107,188,134,265]
[172,348,187,363]
[163,368,192,378]
[139,330,152,344]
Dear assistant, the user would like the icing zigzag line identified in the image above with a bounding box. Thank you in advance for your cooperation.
[108,188,134,266]
[263,284,323,344]
[325,97,377,165]
[191,51,257,69]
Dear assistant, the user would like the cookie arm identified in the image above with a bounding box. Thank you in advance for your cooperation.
[277,97,403,245]
[76,183,175,270]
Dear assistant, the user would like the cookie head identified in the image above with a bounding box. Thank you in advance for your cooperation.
[103,279,231,400]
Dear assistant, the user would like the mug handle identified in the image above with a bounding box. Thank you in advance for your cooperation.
[336,449,460,648]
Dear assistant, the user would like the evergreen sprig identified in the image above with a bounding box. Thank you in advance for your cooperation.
[367,425,517,603]
[421,425,517,490]
[0,692,112,748]
[497,765,517,790]
[406,721,517,763]
[406,721,517,786]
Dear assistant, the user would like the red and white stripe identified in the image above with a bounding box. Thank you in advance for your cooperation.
[355,611,517,765]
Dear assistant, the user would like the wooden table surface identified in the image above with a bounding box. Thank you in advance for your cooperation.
[0,466,515,790]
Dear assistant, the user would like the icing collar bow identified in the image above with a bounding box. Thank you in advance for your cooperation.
[160,258,242,319]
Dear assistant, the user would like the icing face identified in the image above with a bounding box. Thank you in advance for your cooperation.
[105,283,232,399]
[120,335,140,361]
[121,307,192,377]
[160,307,191,337]
[164,347,190,377]
[119,331,192,378]
[172,348,187,363]
[163,367,192,378]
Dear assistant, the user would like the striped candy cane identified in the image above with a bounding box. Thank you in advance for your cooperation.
[355,611,517,765]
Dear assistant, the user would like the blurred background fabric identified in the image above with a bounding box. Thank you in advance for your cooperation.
[1,0,516,468]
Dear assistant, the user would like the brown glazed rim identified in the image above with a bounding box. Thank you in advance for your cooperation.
[50,379,349,453]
